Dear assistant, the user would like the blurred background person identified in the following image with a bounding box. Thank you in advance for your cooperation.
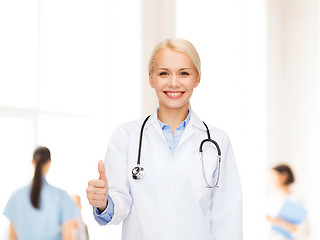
[2,146,79,240]
[71,195,89,240]
[266,164,309,240]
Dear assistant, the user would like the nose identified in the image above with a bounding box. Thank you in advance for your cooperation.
[168,74,180,88]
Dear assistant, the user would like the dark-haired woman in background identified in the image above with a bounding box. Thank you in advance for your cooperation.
[266,164,309,240]
[3,146,79,240]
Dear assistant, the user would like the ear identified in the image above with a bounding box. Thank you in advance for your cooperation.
[281,172,289,185]
[149,73,155,88]
[194,74,200,88]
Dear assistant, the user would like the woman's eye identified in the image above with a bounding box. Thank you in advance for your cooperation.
[180,72,189,76]
[159,72,168,76]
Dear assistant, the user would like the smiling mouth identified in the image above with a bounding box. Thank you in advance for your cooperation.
[164,91,185,99]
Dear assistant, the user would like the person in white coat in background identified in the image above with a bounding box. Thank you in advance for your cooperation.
[266,164,309,240]
[86,38,243,240]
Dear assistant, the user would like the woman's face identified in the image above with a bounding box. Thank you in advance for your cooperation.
[270,170,287,189]
[149,48,200,111]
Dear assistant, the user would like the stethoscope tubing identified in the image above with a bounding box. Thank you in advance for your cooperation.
[132,115,222,188]
[137,115,151,166]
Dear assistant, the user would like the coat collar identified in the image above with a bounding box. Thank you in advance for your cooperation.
[143,108,207,150]
[143,109,165,143]
[144,108,207,131]
[188,108,207,131]
[144,108,159,130]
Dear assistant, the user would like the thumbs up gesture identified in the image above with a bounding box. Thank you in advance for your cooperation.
[86,160,109,212]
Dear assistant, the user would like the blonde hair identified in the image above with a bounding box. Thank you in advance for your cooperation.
[148,38,201,77]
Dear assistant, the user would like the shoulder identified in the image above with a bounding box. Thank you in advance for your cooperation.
[190,109,231,144]
[206,123,230,140]
[201,124,234,157]
[46,183,69,197]
[286,193,306,205]
[8,184,30,200]
[117,118,145,132]
[4,185,30,217]
[45,184,79,221]
[46,183,78,211]
[113,109,158,134]
[44,182,73,205]
[110,117,149,140]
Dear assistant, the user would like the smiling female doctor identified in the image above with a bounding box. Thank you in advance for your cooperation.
[86,38,243,240]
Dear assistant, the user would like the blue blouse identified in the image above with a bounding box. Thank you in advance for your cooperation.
[157,109,191,155]
[3,178,79,240]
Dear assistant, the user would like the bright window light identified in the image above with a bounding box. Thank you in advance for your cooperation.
[0,0,38,109]
[0,1,141,240]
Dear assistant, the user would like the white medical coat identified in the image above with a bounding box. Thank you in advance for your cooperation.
[103,109,242,240]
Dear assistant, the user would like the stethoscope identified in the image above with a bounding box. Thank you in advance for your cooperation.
[132,115,222,188]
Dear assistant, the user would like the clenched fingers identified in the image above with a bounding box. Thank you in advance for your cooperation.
[88,179,107,188]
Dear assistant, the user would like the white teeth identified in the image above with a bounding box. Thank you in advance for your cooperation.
[166,92,182,96]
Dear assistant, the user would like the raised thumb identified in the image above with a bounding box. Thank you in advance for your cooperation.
[98,160,107,181]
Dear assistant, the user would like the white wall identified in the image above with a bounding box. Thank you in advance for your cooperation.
[267,0,320,239]
[140,0,176,115]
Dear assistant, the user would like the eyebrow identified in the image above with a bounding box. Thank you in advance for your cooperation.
[157,67,191,71]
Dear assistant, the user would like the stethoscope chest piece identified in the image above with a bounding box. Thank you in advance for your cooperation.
[132,165,144,180]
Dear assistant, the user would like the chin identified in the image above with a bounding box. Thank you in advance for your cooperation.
[160,102,189,110]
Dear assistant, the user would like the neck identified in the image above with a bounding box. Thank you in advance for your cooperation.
[279,185,290,195]
[158,103,189,130]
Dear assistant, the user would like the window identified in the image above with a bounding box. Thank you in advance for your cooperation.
[0,1,141,239]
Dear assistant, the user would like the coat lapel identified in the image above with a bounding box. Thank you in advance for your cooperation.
[144,109,167,144]
[175,109,207,152]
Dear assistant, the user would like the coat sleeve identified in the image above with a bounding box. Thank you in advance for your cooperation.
[210,135,243,240]
[104,126,132,225]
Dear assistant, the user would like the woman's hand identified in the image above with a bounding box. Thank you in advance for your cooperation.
[62,220,76,240]
[86,160,109,212]
[266,215,298,232]
[9,223,17,240]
